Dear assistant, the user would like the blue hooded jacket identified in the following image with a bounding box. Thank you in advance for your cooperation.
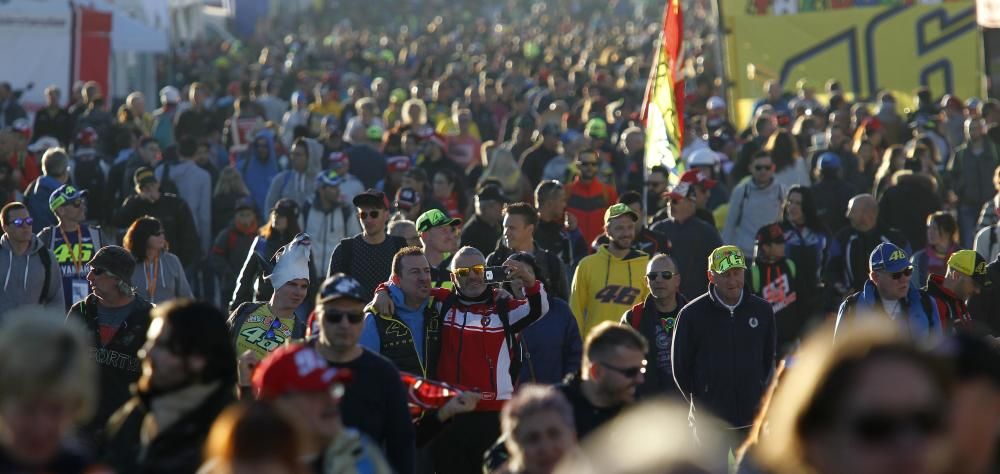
[834,279,943,340]
[516,297,582,385]
[360,283,429,363]
[235,129,281,217]
[24,175,64,232]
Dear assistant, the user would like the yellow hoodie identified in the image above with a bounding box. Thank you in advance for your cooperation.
[570,245,650,337]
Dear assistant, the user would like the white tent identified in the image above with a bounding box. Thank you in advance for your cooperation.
[0,0,74,108]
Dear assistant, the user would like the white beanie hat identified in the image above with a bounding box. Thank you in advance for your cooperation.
[266,233,312,290]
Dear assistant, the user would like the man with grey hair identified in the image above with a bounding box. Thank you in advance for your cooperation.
[621,253,686,398]
[24,147,70,232]
[371,245,548,473]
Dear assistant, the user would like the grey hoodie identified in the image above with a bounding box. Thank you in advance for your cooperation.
[130,251,193,305]
[156,160,212,253]
[0,234,64,316]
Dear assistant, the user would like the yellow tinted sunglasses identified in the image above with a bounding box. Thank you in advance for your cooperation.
[453,264,485,278]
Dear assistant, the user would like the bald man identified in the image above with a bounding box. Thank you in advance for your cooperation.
[621,254,687,398]
[827,193,910,297]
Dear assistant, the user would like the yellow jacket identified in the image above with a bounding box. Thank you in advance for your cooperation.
[570,245,649,337]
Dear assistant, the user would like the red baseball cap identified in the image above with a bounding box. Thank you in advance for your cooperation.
[387,155,412,173]
[666,170,716,200]
[252,344,352,400]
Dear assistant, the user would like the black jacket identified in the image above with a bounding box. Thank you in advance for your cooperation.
[114,193,201,267]
[966,257,1000,336]
[67,295,153,437]
[32,106,73,146]
[828,225,910,294]
[557,374,624,439]
[460,214,501,256]
[487,242,569,300]
[651,217,723,299]
[671,286,776,428]
[101,382,236,474]
[622,293,688,399]
[229,236,319,313]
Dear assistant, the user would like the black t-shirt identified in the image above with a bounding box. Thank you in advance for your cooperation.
[328,235,406,300]
[325,348,415,474]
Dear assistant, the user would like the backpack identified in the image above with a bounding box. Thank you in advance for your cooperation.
[38,248,51,305]
[750,259,797,293]
[157,159,179,195]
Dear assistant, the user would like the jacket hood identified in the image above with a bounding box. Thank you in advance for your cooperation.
[0,233,44,255]
[595,244,647,262]
[387,282,429,313]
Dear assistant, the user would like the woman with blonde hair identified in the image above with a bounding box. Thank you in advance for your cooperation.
[0,307,100,471]
[754,319,953,474]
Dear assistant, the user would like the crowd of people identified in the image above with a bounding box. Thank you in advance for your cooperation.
[0,0,999,473]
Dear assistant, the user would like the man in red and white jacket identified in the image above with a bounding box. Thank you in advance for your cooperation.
[372,246,548,474]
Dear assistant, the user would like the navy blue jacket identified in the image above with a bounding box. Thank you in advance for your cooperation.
[517,297,582,385]
[671,286,776,428]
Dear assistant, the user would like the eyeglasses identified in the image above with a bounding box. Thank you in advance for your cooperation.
[598,360,647,378]
[754,165,773,171]
[69,200,84,208]
[324,311,365,324]
[358,210,381,219]
[881,267,914,280]
[578,162,598,168]
[9,217,32,228]
[646,271,677,280]
[847,408,945,445]
[453,264,485,278]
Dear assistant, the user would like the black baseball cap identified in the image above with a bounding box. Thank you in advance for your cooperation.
[476,185,508,203]
[352,189,390,209]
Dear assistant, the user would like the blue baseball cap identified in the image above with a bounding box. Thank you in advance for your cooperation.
[870,242,911,273]
[818,152,841,170]
[49,184,87,212]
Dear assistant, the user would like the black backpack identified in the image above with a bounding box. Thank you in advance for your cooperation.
[158,160,180,195]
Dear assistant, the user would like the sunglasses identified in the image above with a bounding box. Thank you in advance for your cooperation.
[848,408,945,444]
[324,311,365,324]
[9,217,32,228]
[646,271,677,280]
[578,162,598,168]
[598,360,647,378]
[453,264,485,278]
[153,230,165,236]
[358,210,381,219]
[754,164,774,171]
[69,200,84,208]
[882,267,914,280]
[91,267,108,276]
[264,318,283,340]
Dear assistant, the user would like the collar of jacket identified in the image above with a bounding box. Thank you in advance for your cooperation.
[706,284,749,311]
[858,279,917,310]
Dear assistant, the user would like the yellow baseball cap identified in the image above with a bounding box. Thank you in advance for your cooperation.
[948,250,991,287]
[708,245,747,274]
